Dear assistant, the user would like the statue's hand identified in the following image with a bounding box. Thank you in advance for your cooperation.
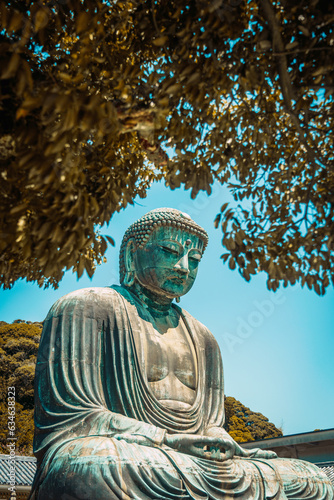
[205,427,277,460]
[164,433,234,461]
[113,433,154,446]
[240,447,277,459]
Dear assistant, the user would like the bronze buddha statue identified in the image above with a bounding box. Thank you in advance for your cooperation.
[29,208,333,500]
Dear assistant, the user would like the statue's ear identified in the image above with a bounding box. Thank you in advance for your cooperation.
[124,239,136,272]
[123,238,136,287]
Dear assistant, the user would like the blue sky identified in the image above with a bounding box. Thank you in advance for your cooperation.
[1,181,333,437]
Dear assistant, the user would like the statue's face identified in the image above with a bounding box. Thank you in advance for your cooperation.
[133,225,203,299]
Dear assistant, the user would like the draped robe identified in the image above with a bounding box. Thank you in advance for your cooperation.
[29,286,333,500]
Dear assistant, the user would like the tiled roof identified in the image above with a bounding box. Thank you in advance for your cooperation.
[316,462,334,487]
[243,428,334,449]
[0,454,36,486]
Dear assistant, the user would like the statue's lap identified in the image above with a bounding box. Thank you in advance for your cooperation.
[37,437,331,500]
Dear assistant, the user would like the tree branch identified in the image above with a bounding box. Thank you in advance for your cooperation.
[259,0,294,107]
[259,0,328,172]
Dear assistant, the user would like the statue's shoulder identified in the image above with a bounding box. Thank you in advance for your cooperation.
[58,286,119,301]
[176,305,204,327]
[48,286,122,317]
[175,304,218,345]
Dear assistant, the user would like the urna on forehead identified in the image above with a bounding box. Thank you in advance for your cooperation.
[121,207,209,251]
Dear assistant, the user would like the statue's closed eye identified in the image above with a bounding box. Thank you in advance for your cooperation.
[158,245,180,256]
[189,252,201,262]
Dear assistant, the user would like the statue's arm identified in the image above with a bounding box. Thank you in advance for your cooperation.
[34,288,167,454]
[107,414,167,447]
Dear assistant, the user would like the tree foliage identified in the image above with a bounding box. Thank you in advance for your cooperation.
[0,0,333,293]
[224,396,283,442]
[0,321,281,454]
[0,321,42,454]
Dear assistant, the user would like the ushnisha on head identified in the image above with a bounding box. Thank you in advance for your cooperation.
[119,208,208,300]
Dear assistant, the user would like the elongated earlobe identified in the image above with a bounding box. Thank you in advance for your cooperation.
[123,271,135,287]
[123,239,136,287]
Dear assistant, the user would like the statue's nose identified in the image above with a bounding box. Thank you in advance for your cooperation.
[174,254,189,274]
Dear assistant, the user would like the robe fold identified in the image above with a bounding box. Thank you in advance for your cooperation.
[29,286,333,500]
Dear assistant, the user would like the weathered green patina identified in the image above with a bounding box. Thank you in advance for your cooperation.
[29,208,333,499]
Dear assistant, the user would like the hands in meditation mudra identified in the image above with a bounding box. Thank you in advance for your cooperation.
[30,208,333,500]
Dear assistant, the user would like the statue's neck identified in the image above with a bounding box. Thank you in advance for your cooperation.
[128,282,173,315]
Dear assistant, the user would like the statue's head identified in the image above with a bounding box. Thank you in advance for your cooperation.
[119,208,208,299]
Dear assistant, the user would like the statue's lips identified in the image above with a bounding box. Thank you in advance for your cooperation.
[168,276,188,284]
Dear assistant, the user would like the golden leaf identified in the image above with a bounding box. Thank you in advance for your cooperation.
[34,9,49,33]
[76,12,90,34]
[16,108,29,120]
[1,53,20,79]
[153,36,169,46]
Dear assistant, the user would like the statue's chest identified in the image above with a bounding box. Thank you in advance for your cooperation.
[143,322,197,391]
